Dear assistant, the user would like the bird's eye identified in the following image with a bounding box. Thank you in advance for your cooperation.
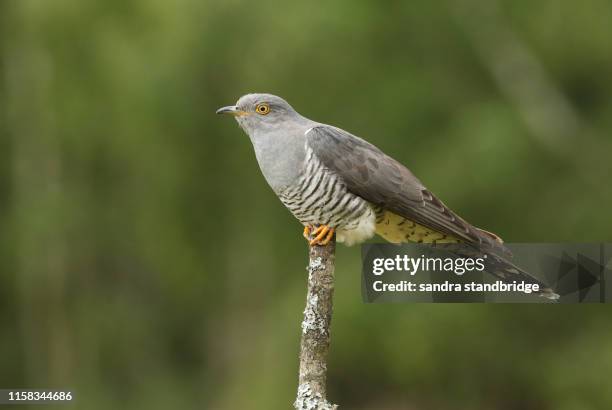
[255,103,270,115]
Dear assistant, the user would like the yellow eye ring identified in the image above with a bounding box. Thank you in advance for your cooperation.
[255,103,270,115]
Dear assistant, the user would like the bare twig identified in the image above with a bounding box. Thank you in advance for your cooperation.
[294,236,338,410]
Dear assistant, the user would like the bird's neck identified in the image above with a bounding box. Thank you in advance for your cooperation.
[248,125,309,192]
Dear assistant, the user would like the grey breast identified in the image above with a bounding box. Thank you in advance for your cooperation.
[277,140,371,229]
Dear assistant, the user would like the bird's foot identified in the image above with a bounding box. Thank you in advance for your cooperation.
[303,225,335,246]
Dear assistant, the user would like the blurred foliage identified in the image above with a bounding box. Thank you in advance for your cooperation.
[1,0,611,409]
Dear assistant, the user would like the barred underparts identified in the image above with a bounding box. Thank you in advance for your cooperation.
[279,146,460,246]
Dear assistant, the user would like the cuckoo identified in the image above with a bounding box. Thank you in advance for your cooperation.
[217,93,557,298]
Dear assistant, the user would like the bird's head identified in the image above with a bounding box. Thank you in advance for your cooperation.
[216,93,300,135]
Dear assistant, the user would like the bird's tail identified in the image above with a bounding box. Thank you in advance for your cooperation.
[482,250,559,300]
[441,244,559,301]
[475,227,505,246]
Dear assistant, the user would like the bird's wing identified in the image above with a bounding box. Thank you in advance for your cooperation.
[305,125,504,250]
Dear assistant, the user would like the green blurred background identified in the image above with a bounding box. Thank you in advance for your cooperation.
[1,0,611,409]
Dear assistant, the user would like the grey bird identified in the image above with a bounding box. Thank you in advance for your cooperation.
[216,93,503,248]
[216,93,557,297]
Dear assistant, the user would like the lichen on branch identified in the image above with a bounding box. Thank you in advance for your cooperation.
[294,237,338,410]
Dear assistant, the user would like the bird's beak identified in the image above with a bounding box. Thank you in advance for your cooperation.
[216,105,248,116]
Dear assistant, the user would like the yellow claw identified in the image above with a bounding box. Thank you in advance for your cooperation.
[308,225,335,246]
[320,227,335,245]
[303,226,311,240]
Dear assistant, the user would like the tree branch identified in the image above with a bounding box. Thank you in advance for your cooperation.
[294,236,339,410]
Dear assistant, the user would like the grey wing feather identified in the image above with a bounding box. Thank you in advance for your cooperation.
[305,125,505,251]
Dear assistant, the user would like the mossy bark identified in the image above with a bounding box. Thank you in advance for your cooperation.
[294,236,338,410]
